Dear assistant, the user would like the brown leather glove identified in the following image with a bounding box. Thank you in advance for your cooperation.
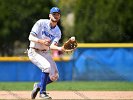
[62,37,78,52]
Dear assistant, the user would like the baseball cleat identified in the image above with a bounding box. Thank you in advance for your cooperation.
[31,83,40,99]
[39,92,52,99]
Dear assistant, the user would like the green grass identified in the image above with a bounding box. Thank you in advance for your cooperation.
[0,81,133,91]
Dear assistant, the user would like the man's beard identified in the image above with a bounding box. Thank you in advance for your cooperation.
[51,18,59,23]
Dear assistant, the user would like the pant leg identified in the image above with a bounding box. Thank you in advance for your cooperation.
[28,48,51,73]
[28,48,54,92]
[45,53,59,81]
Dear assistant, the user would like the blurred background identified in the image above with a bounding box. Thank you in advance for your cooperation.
[0,0,133,82]
[0,0,133,56]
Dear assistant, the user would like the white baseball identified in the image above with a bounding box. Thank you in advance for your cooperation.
[70,36,75,41]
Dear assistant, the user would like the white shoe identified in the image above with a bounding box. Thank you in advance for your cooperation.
[39,92,52,99]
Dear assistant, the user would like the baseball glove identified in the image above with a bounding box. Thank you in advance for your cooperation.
[62,37,78,52]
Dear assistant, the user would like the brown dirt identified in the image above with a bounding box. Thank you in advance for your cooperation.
[0,91,133,99]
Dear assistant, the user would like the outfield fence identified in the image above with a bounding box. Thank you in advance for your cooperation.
[0,43,133,81]
[73,43,133,81]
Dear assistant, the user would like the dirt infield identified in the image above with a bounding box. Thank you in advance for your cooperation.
[0,91,133,99]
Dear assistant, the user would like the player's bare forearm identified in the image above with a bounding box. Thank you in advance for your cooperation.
[50,43,62,51]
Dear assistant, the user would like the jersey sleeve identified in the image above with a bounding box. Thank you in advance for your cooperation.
[30,20,41,35]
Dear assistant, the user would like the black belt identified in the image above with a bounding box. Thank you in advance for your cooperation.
[31,48,47,51]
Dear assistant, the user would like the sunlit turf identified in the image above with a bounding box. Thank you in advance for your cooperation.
[0,81,133,91]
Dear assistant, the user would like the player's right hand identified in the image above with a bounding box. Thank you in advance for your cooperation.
[38,39,51,46]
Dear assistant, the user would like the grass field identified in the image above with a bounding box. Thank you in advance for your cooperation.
[0,81,133,91]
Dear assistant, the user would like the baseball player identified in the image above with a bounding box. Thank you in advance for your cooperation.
[28,7,63,99]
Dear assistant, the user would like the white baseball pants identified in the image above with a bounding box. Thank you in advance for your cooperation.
[28,48,59,81]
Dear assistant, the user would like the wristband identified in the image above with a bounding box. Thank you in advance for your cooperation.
[57,47,62,51]
[36,38,39,43]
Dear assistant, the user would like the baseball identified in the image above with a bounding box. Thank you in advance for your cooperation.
[70,36,75,41]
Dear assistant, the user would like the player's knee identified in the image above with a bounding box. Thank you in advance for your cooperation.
[50,74,59,81]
